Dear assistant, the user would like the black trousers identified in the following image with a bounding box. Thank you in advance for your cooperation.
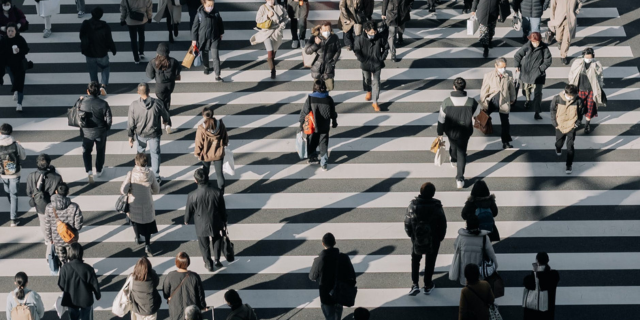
[411,242,441,288]
[155,82,174,111]
[201,160,225,193]
[487,99,512,143]
[81,135,107,173]
[343,28,355,50]
[307,132,329,162]
[201,38,221,77]
[198,232,223,267]
[188,4,198,30]
[448,137,469,181]
[132,224,151,245]
[555,129,576,167]
[127,24,145,62]
[290,18,307,41]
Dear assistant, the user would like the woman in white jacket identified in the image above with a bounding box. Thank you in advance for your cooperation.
[5,272,44,320]
[449,215,498,286]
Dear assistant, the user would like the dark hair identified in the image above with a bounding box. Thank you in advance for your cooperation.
[194,168,208,184]
[536,252,550,265]
[68,242,84,262]
[320,20,332,29]
[133,257,152,281]
[363,20,375,32]
[14,272,28,300]
[184,305,202,320]
[2,0,12,5]
[202,107,217,132]
[138,83,150,95]
[56,182,69,197]
[464,264,481,284]
[453,77,466,91]
[6,22,17,32]
[420,182,435,198]
[87,81,101,96]
[322,232,336,248]
[564,84,579,96]
[466,215,481,235]
[0,123,12,135]
[224,289,242,308]
[313,79,327,93]
[583,47,595,57]
[199,0,213,6]
[135,153,149,167]
[528,32,542,42]
[176,252,190,269]
[155,55,170,70]
[354,307,370,320]
[91,6,103,20]
[36,154,51,170]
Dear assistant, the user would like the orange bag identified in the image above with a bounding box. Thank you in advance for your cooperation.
[303,111,315,135]
[53,207,77,243]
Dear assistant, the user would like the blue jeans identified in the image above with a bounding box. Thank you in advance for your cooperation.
[2,176,20,220]
[85,56,110,86]
[320,303,343,320]
[522,17,541,37]
[136,135,161,176]
[68,305,93,320]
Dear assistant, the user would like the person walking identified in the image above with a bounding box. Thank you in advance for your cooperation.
[548,0,584,65]
[223,290,258,320]
[523,252,560,320]
[513,0,545,40]
[471,0,500,58]
[299,80,337,170]
[127,83,172,183]
[305,21,341,90]
[514,32,552,120]
[354,21,388,112]
[5,272,45,320]
[551,84,583,174]
[191,0,225,82]
[436,77,478,189]
[449,215,498,286]
[0,23,29,111]
[458,264,495,320]
[568,47,605,134]
[120,153,160,256]
[0,0,27,36]
[250,0,289,79]
[405,182,447,296]
[79,81,112,184]
[186,0,200,30]
[479,57,516,149]
[58,243,101,320]
[162,252,208,320]
[461,180,500,242]
[34,0,57,37]
[309,233,356,320]
[338,0,374,51]
[129,257,162,320]
[381,0,412,62]
[80,7,116,96]
[153,0,181,43]
[27,154,63,234]
[120,0,152,64]
[44,183,83,264]
[194,108,228,192]
[286,0,309,49]
[146,43,181,129]
[0,123,26,226]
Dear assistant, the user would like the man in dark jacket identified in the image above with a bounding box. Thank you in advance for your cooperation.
[58,243,101,320]
[514,32,552,120]
[299,80,337,170]
[309,233,356,320]
[191,3,224,81]
[44,183,83,264]
[79,81,112,184]
[550,84,582,174]
[127,83,171,182]
[287,0,309,49]
[79,7,116,95]
[514,0,546,39]
[437,78,478,189]
[405,182,447,296]
[185,168,227,271]
[304,21,341,90]
[381,0,412,62]
[354,21,388,112]
[523,252,560,320]
[26,153,63,237]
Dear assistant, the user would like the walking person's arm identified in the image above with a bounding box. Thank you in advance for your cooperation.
[550,96,559,128]
[73,204,83,231]
[90,268,101,300]
[184,194,194,225]
[145,0,152,21]
[107,25,117,55]
[146,60,156,80]
[330,97,337,128]
[105,104,113,130]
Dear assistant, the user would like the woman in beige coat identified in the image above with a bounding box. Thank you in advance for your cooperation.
[480,57,516,149]
[154,0,182,43]
[449,215,498,286]
[250,0,290,79]
[568,47,604,134]
[120,0,153,63]
[548,0,584,65]
[120,153,160,256]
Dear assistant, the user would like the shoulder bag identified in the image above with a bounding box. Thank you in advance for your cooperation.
[466,285,503,320]
[479,236,496,279]
[329,253,357,307]
[67,98,88,128]
[167,272,190,302]
[111,275,133,317]
[124,0,145,22]
[115,171,132,214]
[29,173,46,207]
[256,5,273,29]
[53,207,78,244]
[522,271,549,311]
[474,109,493,134]
[222,224,235,262]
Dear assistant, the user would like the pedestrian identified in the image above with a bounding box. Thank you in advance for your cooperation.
[514,32,552,120]
[449,215,498,286]
[299,79,337,171]
[79,81,112,184]
[34,0,56,38]
[129,257,162,320]
[513,0,545,40]
[194,108,228,193]
[0,23,29,111]
[74,0,85,18]
[471,0,500,58]
[354,20,388,112]
[461,180,500,242]
[479,57,516,149]
[381,0,412,62]
[184,306,202,320]
[338,0,374,51]
[153,0,182,43]
[80,7,116,96]
[0,123,26,227]
[146,42,182,129]
[436,77,478,189]
[304,21,341,90]
[44,183,83,264]
[120,0,152,64]
[0,0,27,36]
[162,252,208,320]
[27,154,63,235]
[58,243,101,320]
[223,289,258,320]
[286,0,309,49]
[548,0,584,65]
[127,83,172,183]
[309,233,356,320]
[568,47,605,134]
[458,264,495,320]
[523,252,560,320]
[185,168,227,271]
[120,153,160,256]
[551,84,583,174]
[191,0,225,82]
[186,0,200,30]
[5,272,45,320]
[462,0,473,13]
[405,182,447,296]
[250,0,290,79]
[353,308,370,320]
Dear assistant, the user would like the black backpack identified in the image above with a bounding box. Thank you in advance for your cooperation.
[29,172,49,210]
[0,142,20,175]
[408,200,433,254]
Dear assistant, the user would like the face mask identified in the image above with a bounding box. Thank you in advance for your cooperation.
[266,1,274,6]
[2,5,10,10]
[497,68,506,74]
[321,31,330,38]
[565,94,574,101]
[367,34,375,39]
[204,5,213,12]
[584,58,592,63]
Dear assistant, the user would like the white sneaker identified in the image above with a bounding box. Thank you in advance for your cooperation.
[10,220,17,227]
[100,86,107,96]
[456,180,464,189]
[291,40,299,49]
[450,161,457,168]
[16,104,22,112]
[43,29,52,38]
[96,170,104,178]
[165,126,172,134]
[88,172,94,184]
[13,92,18,101]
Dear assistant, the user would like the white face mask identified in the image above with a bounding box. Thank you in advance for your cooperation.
[584,58,592,63]
[565,94,574,101]
[204,5,213,12]
[367,34,375,39]
[321,31,330,38]
[497,68,506,74]
[2,5,10,11]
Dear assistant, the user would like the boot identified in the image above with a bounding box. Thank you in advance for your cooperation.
[397,33,404,46]
[169,31,174,43]
[173,23,179,37]
[267,51,276,79]
[483,46,489,58]
[584,121,591,134]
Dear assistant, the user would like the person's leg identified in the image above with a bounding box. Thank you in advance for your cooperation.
[566,129,576,167]
[131,222,140,240]
[212,231,223,262]
[559,21,571,59]
[307,133,320,160]
[98,55,110,87]
[201,161,212,175]
[14,69,25,104]
[456,138,468,181]
[212,160,225,192]
[138,24,146,56]
[290,18,299,41]
[487,18,497,45]
[38,213,47,238]
[499,112,511,143]
[410,251,422,286]
[320,304,334,320]
[424,242,441,288]
[75,0,85,13]
[555,129,566,153]
[148,137,161,176]
[529,17,541,34]
[449,137,458,164]
[79,305,93,320]
[95,136,107,173]
[211,39,221,77]
[388,25,397,58]
[197,236,213,267]
[372,69,381,103]
[334,304,343,320]
[318,132,329,166]
[7,177,20,221]
[344,28,355,50]
[67,307,80,320]
[362,70,372,93]
[533,84,543,114]
[298,13,308,41]
[85,57,99,83]
[522,16,531,38]
[201,49,211,71]
[127,25,140,62]
[56,245,69,265]
[166,12,173,41]
[81,137,94,174]
[44,15,51,30]
[188,5,198,30]
[135,135,147,153]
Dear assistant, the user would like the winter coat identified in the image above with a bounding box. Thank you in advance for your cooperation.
[305,25,341,80]
[459,281,494,320]
[120,0,152,26]
[568,58,605,105]
[0,34,29,72]
[514,41,552,85]
[550,91,583,134]
[154,0,182,24]
[79,18,117,58]
[286,0,309,21]
[515,0,545,17]
[120,166,159,224]
[0,135,26,179]
[0,6,28,35]
[523,265,560,320]
[79,95,113,141]
[43,194,83,248]
[404,196,447,245]
[162,271,206,320]
[472,0,500,27]
[185,183,227,237]
[146,56,181,85]
[26,166,63,214]
[549,0,582,39]
[58,260,101,308]
[299,92,337,134]
[449,229,498,286]
[381,0,413,27]
[480,70,516,114]
[353,33,388,72]
[127,97,172,138]
[461,195,500,242]
[436,91,479,141]
[130,270,162,316]
[309,247,356,305]
[225,304,258,320]
[194,120,229,162]
[191,6,225,49]
[250,4,289,50]
[6,288,45,320]
[339,0,374,33]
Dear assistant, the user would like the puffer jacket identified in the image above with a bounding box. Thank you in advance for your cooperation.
[305,25,341,80]
[194,119,229,162]
[44,194,83,248]
[480,70,516,114]
[120,0,152,25]
[226,304,258,320]
[0,135,26,179]
[79,95,113,141]
[514,41,552,85]
[461,195,500,242]
[299,92,337,134]
[127,97,172,138]
[120,166,159,224]
[130,269,162,316]
[191,6,225,49]
[515,0,546,17]
[449,229,498,285]
[353,32,388,72]
[381,0,413,27]
[404,196,447,245]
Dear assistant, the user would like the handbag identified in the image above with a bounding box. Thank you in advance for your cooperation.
[479,236,496,279]
[543,30,555,44]
[430,137,444,154]
[512,11,522,31]
[193,46,202,67]
[54,295,66,319]
[329,253,358,307]
[111,275,133,317]
[295,131,308,159]
[115,171,132,214]
[182,46,197,69]
[474,109,493,134]
[125,0,145,21]
[522,271,549,311]
[47,243,60,276]
[222,147,235,176]
[485,272,505,298]
[256,5,273,29]
[434,144,445,167]
[466,286,503,320]
[467,15,479,36]
[222,225,235,262]
[67,98,88,128]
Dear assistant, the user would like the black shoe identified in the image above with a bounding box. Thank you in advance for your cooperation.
[488,41,493,49]
[307,157,319,165]
[534,113,543,120]
[483,47,489,58]
[584,124,591,134]
[173,24,179,37]
[270,69,276,79]
[524,101,530,108]
[503,142,513,149]
[391,55,398,62]
[429,6,436,12]
[205,263,214,272]
[561,57,569,65]
[169,33,174,43]
[215,76,224,82]
[204,68,213,75]
[215,260,223,268]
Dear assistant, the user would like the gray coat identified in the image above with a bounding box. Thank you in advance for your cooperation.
[120,166,159,224]
[127,97,172,138]
[449,229,498,286]
[130,270,162,316]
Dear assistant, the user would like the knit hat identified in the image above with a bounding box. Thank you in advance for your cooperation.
[91,7,103,20]
[156,42,170,56]
[470,180,490,198]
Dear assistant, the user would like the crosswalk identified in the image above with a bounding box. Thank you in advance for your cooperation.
[1,0,638,319]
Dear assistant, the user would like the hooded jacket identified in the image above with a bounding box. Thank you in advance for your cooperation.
[127,97,172,138]
[480,69,516,114]
[79,18,116,58]
[194,119,229,162]
[299,92,337,134]
[523,265,560,320]
[381,0,413,27]
[0,135,26,179]
[550,91,583,133]
[461,194,500,242]
[120,166,159,224]
[26,166,64,214]
[339,0,374,33]
[305,25,341,80]
[353,32,388,73]
[79,95,113,141]
[437,91,479,141]
[44,194,83,248]
[58,259,101,309]
[449,229,498,285]
[404,196,447,245]
[120,0,152,25]
[225,304,258,320]
[309,247,356,305]
[185,183,227,237]
[514,41,552,85]
[191,6,225,49]
[130,269,162,316]
[568,58,605,105]
[472,0,500,27]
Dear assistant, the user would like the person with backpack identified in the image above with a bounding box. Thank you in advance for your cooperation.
[6,272,44,320]
[304,21,341,91]
[458,264,495,320]
[79,81,113,184]
[523,252,560,320]
[0,123,26,227]
[194,107,228,193]
[146,42,181,134]
[449,215,498,286]
[299,79,337,171]
[354,21,388,112]
[461,180,500,242]
[514,32,552,120]
[309,233,356,320]
[381,0,413,62]
[223,289,258,320]
[58,243,101,320]
[79,7,116,96]
[550,84,583,174]
[404,182,447,296]
[27,154,63,237]
[162,252,208,320]
[513,0,546,40]
[190,0,225,82]
[130,257,162,320]
[44,183,83,264]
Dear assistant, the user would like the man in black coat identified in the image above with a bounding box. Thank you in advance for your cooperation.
[79,7,116,95]
[381,0,412,62]
[79,81,112,184]
[354,21,388,112]
[26,153,63,238]
[185,168,227,271]
[191,3,225,81]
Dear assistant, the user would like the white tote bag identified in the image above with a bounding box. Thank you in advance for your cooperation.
[54,295,66,319]
[112,275,133,317]
[522,272,549,312]
[37,0,60,17]
[223,147,235,176]
[434,145,446,167]
[467,15,479,36]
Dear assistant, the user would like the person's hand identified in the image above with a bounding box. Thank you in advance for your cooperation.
[220,34,223,40]
[315,36,321,44]
[438,135,443,140]
[79,96,84,100]
[129,138,134,148]
[267,10,274,18]
[332,121,338,128]
[381,15,386,20]
[0,26,5,32]
[191,40,197,47]
[471,12,476,16]
[120,20,126,26]
[344,19,351,25]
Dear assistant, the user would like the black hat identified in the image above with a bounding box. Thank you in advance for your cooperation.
[157,42,169,56]
[91,7,103,20]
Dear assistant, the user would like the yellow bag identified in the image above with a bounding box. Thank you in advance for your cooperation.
[256,5,273,29]
[430,137,444,154]
[182,46,196,69]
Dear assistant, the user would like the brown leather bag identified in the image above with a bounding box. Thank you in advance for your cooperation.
[474,110,493,135]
